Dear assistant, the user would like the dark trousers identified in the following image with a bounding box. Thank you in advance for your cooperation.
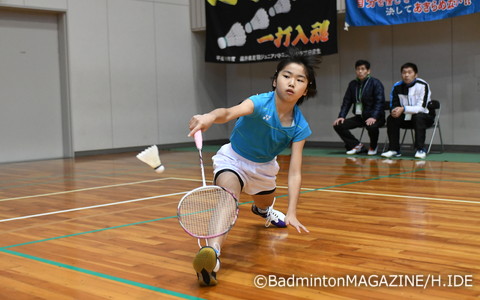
[386,113,435,151]
[333,115,385,150]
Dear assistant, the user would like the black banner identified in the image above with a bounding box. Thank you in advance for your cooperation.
[205,0,337,63]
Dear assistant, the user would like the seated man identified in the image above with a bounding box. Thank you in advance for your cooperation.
[381,62,435,159]
[333,60,386,155]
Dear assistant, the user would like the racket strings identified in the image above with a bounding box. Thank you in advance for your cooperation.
[178,187,237,238]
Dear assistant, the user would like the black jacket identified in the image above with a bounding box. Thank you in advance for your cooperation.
[338,76,385,121]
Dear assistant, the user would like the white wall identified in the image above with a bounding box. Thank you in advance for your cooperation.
[1,0,227,154]
[451,13,480,145]
[66,0,227,151]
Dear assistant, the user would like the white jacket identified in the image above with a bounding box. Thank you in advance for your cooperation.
[390,78,431,115]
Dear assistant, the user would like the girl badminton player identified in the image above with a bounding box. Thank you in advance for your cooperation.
[187,48,319,286]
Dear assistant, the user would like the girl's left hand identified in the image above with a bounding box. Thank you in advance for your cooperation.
[285,214,309,233]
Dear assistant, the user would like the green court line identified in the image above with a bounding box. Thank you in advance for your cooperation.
[0,146,476,298]
[1,215,177,250]
[0,214,200,299]
[0,248,205,300]
[2,168,417,250]
[0,168,430,299]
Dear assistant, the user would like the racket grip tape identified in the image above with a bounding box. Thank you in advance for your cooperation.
[194,130,203,150]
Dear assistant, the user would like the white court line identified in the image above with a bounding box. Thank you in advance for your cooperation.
[284,186,480,205]
[313,188,480,204]
[0,177,185,202]
[1,177,477,223]
[0,177,205,223]
[0,192,186,223]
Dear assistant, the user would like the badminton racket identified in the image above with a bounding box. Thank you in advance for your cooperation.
[177,131,238,244]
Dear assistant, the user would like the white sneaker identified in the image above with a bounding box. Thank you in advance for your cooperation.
[265,206,287,228]
[415,149,426,159]
[252,204,287,228]
[346,143,364,155]
[367,146,378,156]
[381,150,401,158]
[251,198,287,228]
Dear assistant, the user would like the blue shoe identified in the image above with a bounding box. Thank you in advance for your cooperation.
[193,246,220,286]
[251,203,287,228]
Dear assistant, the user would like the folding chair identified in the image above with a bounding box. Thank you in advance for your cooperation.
[388,99,444,154]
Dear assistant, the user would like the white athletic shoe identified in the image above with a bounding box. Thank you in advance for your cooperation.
[381,150,401,158]
[367,146,378,156]
[346,143,364,155]
[415,149,427,159]
[252,200,287,228]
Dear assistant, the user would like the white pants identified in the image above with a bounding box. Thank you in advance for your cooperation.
[212,143,279,195]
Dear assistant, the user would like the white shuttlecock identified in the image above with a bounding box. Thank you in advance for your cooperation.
[268,0,291,17]
[245,8,269,34]
[217,22,246,49]
[136,145,165,174]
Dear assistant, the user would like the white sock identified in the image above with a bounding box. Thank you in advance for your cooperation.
[212,242,221,256]
[256,206,268,214]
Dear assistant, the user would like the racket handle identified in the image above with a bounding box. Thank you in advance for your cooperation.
[194,130,203,150]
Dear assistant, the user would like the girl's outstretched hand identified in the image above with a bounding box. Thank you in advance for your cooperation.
[285,214,309,233]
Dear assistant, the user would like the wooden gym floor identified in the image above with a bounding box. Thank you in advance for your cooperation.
[0,148,479,300]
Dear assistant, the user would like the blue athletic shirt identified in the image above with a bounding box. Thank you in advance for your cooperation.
[230,91,312,163]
